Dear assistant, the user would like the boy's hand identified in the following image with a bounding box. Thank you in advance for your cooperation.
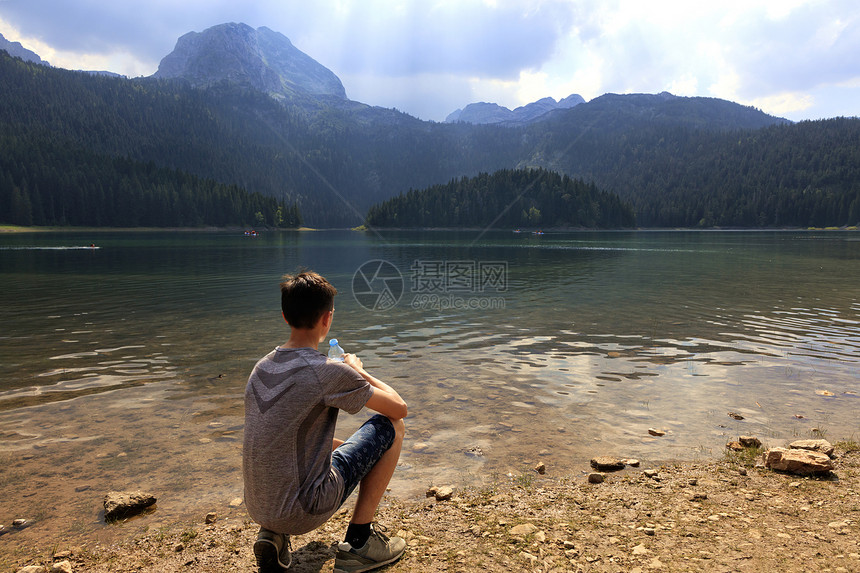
[343,353,363,371]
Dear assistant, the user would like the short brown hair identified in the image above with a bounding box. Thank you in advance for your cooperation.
[280,271,337,329]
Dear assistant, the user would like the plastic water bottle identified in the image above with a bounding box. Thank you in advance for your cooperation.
[328,338,345,361]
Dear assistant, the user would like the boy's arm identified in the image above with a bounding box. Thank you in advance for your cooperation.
[343,353,408,420]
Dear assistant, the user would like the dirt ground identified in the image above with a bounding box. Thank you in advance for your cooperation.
[6,445,860,573]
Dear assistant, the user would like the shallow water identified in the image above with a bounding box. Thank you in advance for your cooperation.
[0,229,858,549]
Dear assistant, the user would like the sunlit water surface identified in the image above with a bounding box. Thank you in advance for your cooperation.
[0,230,857,549]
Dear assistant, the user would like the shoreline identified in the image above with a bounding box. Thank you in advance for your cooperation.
[2,224,857,234]
[0,225,317,233]
[4,441,859,572]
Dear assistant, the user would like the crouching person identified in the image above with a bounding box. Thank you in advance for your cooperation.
[243,271,408,572]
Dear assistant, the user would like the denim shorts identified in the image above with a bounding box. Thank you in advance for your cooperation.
[331,414,395,505]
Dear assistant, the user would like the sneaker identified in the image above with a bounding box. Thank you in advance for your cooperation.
[254,527,291,572]
[333,524,406,573]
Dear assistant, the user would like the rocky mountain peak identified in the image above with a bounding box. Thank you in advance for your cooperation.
[446,94,585,125]
[0,32,49,66]
[152,23,346,100]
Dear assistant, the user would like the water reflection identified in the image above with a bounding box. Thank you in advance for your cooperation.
[0,230,857,545]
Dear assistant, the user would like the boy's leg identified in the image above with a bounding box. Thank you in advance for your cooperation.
[330,415,407,572]
[350,416,404,524]
[330,414,405,518]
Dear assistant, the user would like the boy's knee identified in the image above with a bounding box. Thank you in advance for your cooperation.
[390,416,405,440]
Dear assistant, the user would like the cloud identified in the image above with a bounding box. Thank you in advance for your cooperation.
[1,0,859,120]
[331,1,570,78]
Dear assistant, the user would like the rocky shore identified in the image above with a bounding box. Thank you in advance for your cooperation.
[5,440,859,573]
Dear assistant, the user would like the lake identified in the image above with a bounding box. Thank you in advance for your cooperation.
[0,229,858,545]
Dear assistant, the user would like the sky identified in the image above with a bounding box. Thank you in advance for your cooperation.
[1,0,859,122]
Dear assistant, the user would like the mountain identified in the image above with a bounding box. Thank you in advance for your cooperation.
[2,29,856,231]
[0,32,49,65]
[152,22,346,101]
[446,94,585,125]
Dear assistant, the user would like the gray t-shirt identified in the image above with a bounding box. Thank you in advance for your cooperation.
[243,346,373,534]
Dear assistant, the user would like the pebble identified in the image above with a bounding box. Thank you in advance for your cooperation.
[205,512,217,524]
[510,523,538,536]
[229,498,243,507]
[534,462,546,475]
[588,473,605,484]
[427,486,454,501]
[648,428,665,437]
[739,436,762,448]
[518,551,538,563]
[50,562,73,573]
[464,445,483,457]
[412,442,430,453]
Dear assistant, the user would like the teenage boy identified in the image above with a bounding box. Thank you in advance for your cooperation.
[243,271,408,573]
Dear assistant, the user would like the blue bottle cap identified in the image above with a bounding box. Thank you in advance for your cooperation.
[330,339,338,346]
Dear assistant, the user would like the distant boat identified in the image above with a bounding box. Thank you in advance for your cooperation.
[513,229,522,233]
[244,230,259,236]
[532,230,544,235]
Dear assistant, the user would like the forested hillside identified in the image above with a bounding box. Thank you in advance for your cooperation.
[365,169,635,229]
[0,52,521,227]
[0,135,300,227]
[525,114,860,227]
[2,50,858,230]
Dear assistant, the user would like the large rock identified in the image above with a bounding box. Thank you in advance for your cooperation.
[789,439,834,457]
[590,456,625,472]
[762,448,833,475]
[103,491,157,521]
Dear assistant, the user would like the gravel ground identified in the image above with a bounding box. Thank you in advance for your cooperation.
[6,445,860,573]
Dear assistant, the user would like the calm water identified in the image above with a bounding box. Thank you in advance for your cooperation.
[0,229,858,547]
